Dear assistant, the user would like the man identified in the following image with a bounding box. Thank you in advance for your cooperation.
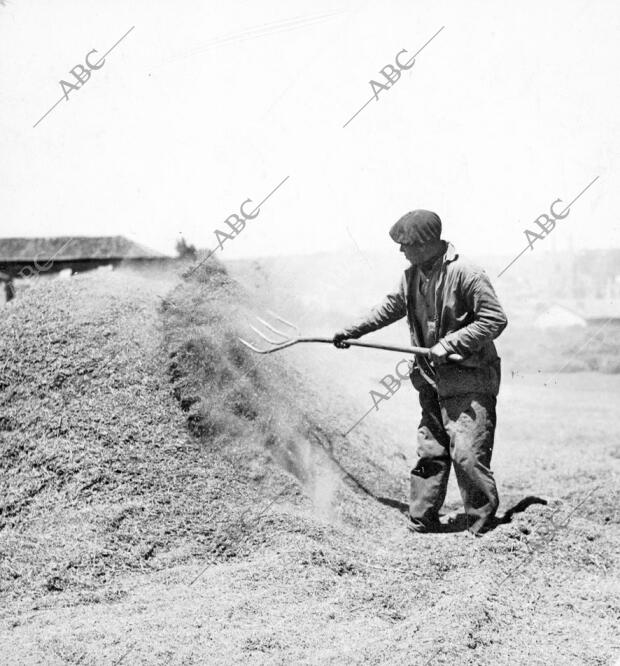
[1,272,14,303]
[333,210,507,535]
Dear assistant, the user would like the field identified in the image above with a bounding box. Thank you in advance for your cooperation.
[0,260,618,665]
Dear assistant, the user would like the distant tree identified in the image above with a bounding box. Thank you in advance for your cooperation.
[176,237,197,260]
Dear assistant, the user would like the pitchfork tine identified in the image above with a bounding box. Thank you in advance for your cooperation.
[249,324,286,345]
[239,311,301,354]
[238,337,267,353]
[266,310,299,335]
[255,316,291,340]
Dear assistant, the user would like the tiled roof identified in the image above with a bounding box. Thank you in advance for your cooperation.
[0,236,168,261]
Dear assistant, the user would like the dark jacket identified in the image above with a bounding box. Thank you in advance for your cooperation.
[342,243,508,397]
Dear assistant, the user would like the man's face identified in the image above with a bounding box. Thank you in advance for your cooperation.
[399,241,439,266]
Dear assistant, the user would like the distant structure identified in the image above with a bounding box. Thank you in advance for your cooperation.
[534,299,620,329]
[568,299,620,326]
[573,249,620,300]
[0,236,170,282]
[534,304,586,329]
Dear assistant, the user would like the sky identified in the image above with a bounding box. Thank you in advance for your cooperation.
[1,0,619,262]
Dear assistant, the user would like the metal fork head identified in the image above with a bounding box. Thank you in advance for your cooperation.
[238,310,300,353]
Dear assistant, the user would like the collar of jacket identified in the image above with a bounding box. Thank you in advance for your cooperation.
[443,241,458,264]
[403,241,458,289]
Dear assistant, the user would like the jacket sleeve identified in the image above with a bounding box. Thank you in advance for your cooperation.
[439,268,507,356]
[341,278,407,338]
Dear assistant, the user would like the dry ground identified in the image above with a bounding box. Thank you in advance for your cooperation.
[0,261,618,665]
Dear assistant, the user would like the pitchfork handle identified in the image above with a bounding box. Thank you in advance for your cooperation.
[339,339,464,362]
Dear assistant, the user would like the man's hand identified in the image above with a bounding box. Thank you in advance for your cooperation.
[333,331,352,349]
[429,342,449,365]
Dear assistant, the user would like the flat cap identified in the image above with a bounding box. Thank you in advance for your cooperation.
[389,210,442,245]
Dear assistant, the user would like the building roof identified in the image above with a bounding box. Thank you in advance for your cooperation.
[534,304,586,329]
[556,298,620,321]
[0,236,168,262]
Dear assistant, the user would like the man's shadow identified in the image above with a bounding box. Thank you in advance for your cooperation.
[310,433,546,534]
[377,495,548,533]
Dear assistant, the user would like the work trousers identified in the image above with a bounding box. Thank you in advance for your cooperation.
[409,387,499,533]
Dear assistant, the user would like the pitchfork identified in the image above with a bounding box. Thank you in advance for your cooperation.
[238,311,464,362]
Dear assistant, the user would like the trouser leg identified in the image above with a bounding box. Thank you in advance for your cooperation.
[409,387,451,525]
[441,393,499,533]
